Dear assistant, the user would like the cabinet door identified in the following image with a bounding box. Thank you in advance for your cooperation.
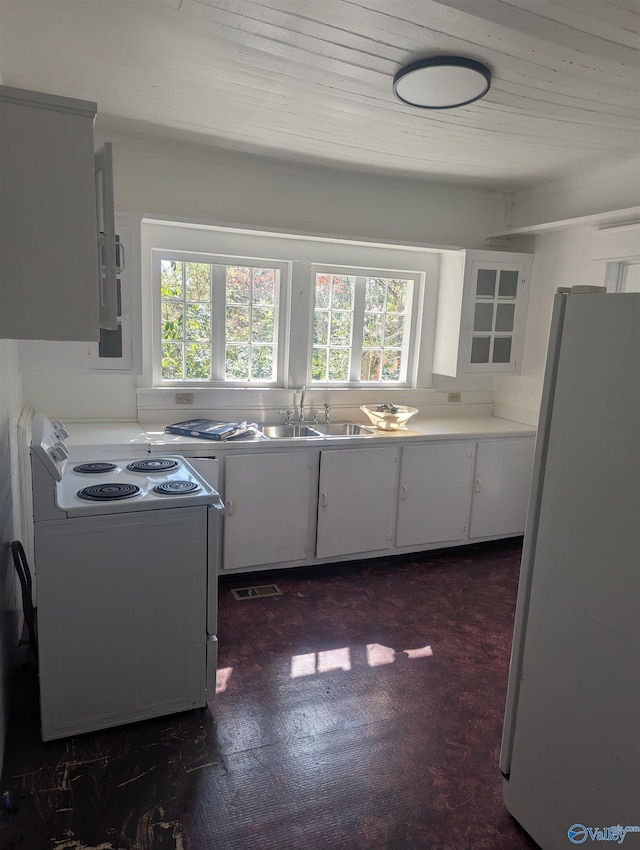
[433,251,532,378]
[396,442,475,547]
[469,438,535,539]
[223,451,316,571]
[95,143,118,331]
[88,217,139,371]
[0,87,100,341]
[316,446,397,559]
[463,260,529,374]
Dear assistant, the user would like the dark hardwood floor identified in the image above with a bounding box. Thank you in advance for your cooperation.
[0,539,539,850]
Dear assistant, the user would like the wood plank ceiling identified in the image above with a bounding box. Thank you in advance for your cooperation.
[0,0,638,190]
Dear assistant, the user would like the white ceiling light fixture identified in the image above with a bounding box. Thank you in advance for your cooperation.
[393,56,492,110]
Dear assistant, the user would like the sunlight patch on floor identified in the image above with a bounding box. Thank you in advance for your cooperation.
[289,644,434,677]
[216,667,233,693]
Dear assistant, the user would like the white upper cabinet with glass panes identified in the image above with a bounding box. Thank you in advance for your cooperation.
[432,250,532,377]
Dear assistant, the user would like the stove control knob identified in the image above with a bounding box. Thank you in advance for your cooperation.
[50,441,69,462]
[52,419,70,440]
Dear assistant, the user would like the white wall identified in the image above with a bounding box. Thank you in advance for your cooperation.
[95,125,513,249]
[509,158,640,230]
[18,350,138,421]
[493,226,608,424]
[0,338,24,772]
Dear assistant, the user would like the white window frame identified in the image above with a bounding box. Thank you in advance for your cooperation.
[151,249,290,387]
[142,221,439,394]
[605,261,640,293]
[308,264,423,387]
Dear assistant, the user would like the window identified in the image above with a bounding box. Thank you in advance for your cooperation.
[624,263,640,292]
[147,225,434,391]
[157,255,282,383]
[604,261,640,294]
[311,269,417,384]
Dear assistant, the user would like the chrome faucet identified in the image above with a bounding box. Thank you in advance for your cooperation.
[298,385,306,422]
[324,403,331,424]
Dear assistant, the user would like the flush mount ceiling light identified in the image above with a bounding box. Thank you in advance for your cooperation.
[393,56,491,109]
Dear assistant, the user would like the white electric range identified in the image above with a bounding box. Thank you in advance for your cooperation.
[30,413,224,741]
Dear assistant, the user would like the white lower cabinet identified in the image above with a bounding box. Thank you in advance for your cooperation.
[396,442,476,547]
[316,446,398,559]
[469,438,535,539]
[222,451,317,571]
[219,434,535,572]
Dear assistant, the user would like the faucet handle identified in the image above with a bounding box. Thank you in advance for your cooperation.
[284,410,293,424]
[323,402,331,424]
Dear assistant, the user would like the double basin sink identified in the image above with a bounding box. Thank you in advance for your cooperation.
[261,422,375,439]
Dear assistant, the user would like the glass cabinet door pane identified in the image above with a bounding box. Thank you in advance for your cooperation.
[476,269,497,298]
[474,302,494,331]
[471,336,491,363]
[492,337,512,363]
[495,303,515,332]
[498,270,518,298]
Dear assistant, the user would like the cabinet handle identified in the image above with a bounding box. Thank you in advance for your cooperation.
[474,479,482,493]
[400,484,408,500]
[226,498,235,516]
[115,238,126,274]
[321,492,328,508]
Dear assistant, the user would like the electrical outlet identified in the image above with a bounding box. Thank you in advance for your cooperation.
[447,392,461,403]
[175,393,194,405]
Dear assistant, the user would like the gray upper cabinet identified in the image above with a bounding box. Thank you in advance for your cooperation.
[433,250,532,377]
[0,86,114,341]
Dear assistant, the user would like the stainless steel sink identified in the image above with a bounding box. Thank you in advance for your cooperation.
[260,422,375,439]
[310,422,374,436]
[261,424,322,439]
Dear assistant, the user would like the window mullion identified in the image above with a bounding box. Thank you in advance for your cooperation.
[181,263,187,379]
[248,275,254,381]
[211,265,226,381]
[350,276,366,382]
[379,279,388,363]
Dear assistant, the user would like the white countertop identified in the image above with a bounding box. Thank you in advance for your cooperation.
[65,416,536,454]
[65,421,150,449]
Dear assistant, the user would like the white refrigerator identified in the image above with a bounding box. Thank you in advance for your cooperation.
[499,289,640,850]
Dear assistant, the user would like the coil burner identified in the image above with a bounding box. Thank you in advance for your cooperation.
[77,483,142,501]
[73,462,118,474]
[153,481,200,496]
[126,459,181,473]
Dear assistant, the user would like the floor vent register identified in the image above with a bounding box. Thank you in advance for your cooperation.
[231,584,282,600]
